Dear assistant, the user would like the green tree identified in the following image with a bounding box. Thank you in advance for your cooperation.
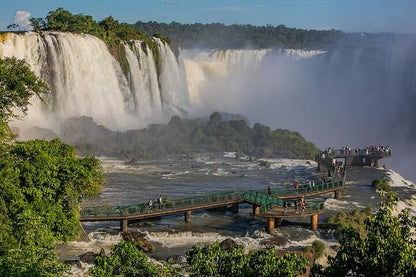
[0,57,48,122]
[90,239,160,277]
[323,192,416,276]
[29,17,46,32]
[186,242,309,277]
[0,56,104,276]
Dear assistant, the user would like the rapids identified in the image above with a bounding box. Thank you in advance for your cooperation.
[55,152,416,275]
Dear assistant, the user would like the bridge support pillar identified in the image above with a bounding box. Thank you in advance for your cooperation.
[275,217,282,226]
[267,218,275,234]
[185,211,191,222]
[311,214,318,231]
[317,163,321,172]
[232,203,239,214]
[334,190,340,200]
[253,205,260,216]
[120,219,128,232]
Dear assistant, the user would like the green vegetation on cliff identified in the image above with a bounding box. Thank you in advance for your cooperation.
[134,21,343,50]
[61,111,319,160]
[29,8,171,75]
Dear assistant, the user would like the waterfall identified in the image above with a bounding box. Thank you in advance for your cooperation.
[0,32,190,132]
[181,48,323,113]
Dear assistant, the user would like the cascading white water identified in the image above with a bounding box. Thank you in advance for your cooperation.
[181,48,324,113]
[124,40,163,121]
[0,31,191,132]
[155,38,189,113]
[3,31,416,183]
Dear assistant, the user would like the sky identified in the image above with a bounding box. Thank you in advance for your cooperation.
[0,0,415,34]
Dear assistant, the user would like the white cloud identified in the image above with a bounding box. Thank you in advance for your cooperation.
[14,11,31,30]
[164,0,176,5]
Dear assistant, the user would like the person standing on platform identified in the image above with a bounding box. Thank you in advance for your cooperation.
[148,198,153,213]
[157,195,162,210]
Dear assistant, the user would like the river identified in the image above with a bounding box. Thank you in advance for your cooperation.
[55,152,416,275]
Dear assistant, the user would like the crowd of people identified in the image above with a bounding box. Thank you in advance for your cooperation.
[148,195,163,213]
[323,145,392,156]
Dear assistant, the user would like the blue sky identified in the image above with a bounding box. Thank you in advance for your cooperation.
[1,0,415,34]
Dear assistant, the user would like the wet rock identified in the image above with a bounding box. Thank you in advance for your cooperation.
[122,230,147,241]
[261,236,289,247]
[220,238,238,251]
[122,230,155,252]
[166,255,187,264]
[80,251,96,264]
[137,240,156,252]
[64,259,82,268]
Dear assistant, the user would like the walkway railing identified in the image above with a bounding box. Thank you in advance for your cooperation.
[81,190,245,219]
[81,152,347,221]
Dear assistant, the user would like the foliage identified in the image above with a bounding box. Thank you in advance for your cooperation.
[134,21,344,50]
[311,240,326,259]
[323,192,416,276]
[62,112,319,160]
[0,245,69,276]
[0,57,48,122]
[90,239,160,277]
[327,207,373,237]
[186,242,309,277]
[0,54,104,276]
[372,178,392,191]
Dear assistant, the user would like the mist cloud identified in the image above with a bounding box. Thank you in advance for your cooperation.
[183,39,416,182]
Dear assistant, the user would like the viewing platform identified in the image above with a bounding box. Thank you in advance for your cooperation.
[316,146,391,170]
[80,153,345,233]
[79,147,358,233]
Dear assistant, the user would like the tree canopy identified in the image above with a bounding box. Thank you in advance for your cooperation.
[0,57,104,276]
[314,192,416,276]
[0,57,48,122]
[134,21,344,50]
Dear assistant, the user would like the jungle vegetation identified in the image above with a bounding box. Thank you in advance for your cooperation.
[0,57,104,276]
[28,8,170,75]
[60,112,320,161]
[134,21,343,50]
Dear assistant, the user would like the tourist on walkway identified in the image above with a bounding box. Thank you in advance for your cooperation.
[157,195,162,210]
[148,199,153,213]
[284,201,288,214]
[294,182,299,192]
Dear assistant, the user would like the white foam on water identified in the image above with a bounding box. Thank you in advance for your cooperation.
[223,152,237,158]
[383,169,416,216]
[324,198,365,211]
[145,231,229,248]
[385,169,415,188]
[266,159,316,170]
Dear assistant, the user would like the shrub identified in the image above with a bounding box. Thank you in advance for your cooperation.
[311,240,325,259]
[372,179,391,191]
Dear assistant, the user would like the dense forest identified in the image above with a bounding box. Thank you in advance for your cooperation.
[134,21,344,50]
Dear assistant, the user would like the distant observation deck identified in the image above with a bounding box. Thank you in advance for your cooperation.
[316,146,392,171]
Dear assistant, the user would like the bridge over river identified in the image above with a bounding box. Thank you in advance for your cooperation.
[80,148,390,233]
